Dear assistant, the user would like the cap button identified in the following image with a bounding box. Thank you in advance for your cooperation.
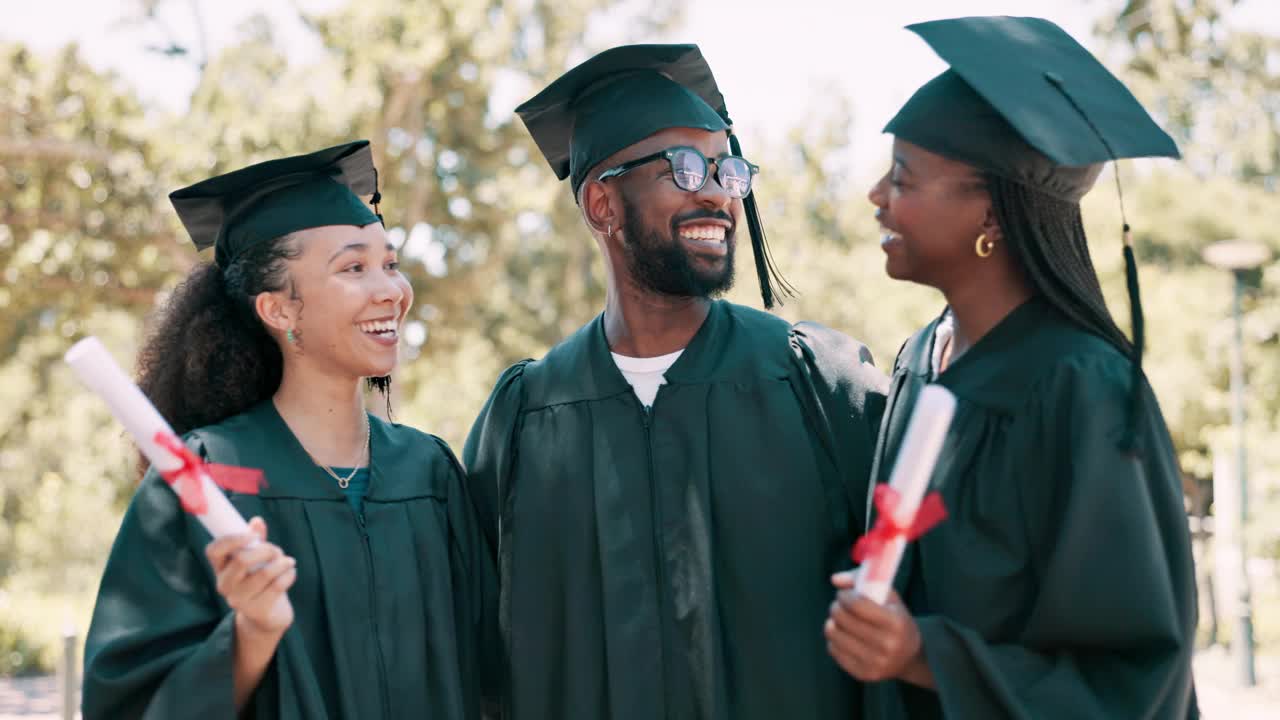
[1043,70,1064,85]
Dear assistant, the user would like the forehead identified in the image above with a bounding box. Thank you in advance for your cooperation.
[294,222,389,254]
[615,127,729,164]
[891,137,981,178]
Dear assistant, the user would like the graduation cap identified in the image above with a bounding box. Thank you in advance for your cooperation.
[887,16,1180,449]
[516,44,793,309]
[170,140,383,269]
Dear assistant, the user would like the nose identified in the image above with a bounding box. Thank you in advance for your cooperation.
[868,173,889,209]
[372,268,406,309]
[693,168,733,212]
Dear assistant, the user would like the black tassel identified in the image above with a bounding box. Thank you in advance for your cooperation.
[729,132,794,310]
[371,168,385,226]
[1121,225,1144,452]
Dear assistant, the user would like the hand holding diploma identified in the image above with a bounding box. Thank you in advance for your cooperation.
[66,336,295,709]
[207,518,297,634]
[824,384,956,686]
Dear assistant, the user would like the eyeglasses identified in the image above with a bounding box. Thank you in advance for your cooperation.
[597,146,760,199]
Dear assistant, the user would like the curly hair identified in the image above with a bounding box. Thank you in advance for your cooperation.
[136,234,301,437]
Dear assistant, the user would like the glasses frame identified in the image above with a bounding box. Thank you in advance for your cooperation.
[596,145,760,198]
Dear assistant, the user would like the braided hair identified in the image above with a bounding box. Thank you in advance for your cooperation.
[985,172,1131,355]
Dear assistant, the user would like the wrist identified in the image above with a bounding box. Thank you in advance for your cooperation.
[234,611,287,644]
[898,648,935,689]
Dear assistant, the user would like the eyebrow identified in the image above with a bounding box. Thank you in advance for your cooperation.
[892,154,912,173]
[328,241,397,264]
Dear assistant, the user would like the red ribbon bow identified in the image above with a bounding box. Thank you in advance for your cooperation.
[153,432,265,515]
[851,484,948,566]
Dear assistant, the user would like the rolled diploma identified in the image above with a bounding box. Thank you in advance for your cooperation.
[854,384,957,604]
[64,336,250,538]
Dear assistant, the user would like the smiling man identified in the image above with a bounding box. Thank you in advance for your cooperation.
[464,45,887,720]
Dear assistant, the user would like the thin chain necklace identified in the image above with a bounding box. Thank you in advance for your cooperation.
[308,413,370,489]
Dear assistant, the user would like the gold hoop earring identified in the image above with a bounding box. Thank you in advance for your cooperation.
[975,233,995,258]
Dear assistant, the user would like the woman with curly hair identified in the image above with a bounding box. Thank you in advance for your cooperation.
[81,141,497,719]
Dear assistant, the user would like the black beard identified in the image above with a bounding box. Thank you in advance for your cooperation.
[619,196,735,298]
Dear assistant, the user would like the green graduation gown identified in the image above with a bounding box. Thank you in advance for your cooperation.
[865,298,1198,719]
[82,400,498,720]
[464,299,887,720]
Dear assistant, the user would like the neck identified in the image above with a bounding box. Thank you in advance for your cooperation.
[940,272,1034,356]
[602,276,711,357]
[273,359,367,467]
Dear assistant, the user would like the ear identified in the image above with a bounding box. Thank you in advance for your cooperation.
[254,288,297,338]
[981,203,1004,245]
[581,180,618,238]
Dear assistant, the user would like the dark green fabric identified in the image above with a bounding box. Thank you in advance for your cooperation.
[516,44,730,194]
[885,16,1179,201]
[331,467,370,516]
[464,299,887,720]
[169,140,380,267]
[82,401,499,720]
[862,298,1198,719]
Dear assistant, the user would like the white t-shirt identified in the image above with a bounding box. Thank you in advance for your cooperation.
[611,349,684,408]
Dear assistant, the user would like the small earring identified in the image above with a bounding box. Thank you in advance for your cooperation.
[975,233,995,258]
[606,223,613,239]
[286,328,296,344]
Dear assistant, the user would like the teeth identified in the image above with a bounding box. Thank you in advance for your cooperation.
[358,319,398,334]
[678,225,726,241]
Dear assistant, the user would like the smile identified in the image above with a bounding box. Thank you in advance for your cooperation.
[357,318,399,342]
[677,223,727,243]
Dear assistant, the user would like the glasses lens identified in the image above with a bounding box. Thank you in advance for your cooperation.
[717,156,753,198]
[670,149,708,191]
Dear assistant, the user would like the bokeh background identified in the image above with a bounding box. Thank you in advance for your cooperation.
[0,0,1277,715]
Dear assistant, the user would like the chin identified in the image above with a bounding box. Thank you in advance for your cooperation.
[364,361,398,379]
[351,355,398,381]
[884,257,911,281]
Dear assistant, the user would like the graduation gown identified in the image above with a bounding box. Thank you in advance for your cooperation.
[82,400,498,720]
[464,299,887,720]
[864,298,1198,719]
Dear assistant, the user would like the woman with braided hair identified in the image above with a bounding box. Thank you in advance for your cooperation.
[82,142,497,719]
[823,17,1199,720]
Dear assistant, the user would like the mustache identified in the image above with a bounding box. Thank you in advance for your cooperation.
[671,209,736,232]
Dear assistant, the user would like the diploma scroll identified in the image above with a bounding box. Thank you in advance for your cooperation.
[853,384,956,604]
[65,336,253,538]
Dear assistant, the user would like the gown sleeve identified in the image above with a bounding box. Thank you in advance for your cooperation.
[462,360,530,555]
[81,434,241,720]
[917,354,1199,719]
[435,435,504,719]
[789,322,890,536]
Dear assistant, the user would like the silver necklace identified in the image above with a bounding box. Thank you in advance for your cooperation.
[310,414,370,489]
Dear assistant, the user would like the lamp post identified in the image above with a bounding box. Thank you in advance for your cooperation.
[1202,238,1271,687]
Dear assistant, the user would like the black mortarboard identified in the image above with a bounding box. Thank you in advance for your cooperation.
[887,16,1182,449]
[516,44,793,308]
[885,16,1179,201]
[170,140,382,268]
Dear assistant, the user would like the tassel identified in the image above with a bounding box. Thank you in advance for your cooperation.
[1121,224,1145,452]
[371,168,385,226]
[729,132,795,309]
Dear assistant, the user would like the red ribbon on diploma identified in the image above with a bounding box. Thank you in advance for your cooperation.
[153,432,265,515]
[851,484,949,567]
